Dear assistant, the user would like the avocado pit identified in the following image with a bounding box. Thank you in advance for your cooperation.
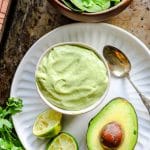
[100,122,122,148]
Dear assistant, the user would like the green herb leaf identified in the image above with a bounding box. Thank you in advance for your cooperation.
[6,97,23,115]
[0,118,12,129]
[0,138,11,149]
[0,97,24,150]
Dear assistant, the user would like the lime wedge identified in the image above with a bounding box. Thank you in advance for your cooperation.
[47,132,79,150]
[33,109,62,138]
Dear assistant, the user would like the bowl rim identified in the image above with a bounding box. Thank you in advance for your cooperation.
[35,42,111,115]
[52,0,132,15]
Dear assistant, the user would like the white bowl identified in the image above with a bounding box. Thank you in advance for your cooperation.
[35,42,110,115]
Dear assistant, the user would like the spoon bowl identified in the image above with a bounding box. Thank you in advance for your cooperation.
[103,45,131,77]
[103,45,150,114]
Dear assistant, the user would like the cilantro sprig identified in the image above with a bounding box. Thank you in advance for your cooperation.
[0,97,24,150]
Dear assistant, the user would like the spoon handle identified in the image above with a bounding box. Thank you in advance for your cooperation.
[127,75,150,114]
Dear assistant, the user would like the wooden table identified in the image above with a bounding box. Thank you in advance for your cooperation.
[0,0,149,105]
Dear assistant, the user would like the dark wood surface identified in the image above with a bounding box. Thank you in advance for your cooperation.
[0,0,149,105]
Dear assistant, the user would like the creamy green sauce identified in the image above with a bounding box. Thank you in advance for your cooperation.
[36,45,108,110]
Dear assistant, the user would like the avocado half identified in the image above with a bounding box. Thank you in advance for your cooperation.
[86,97,138,150]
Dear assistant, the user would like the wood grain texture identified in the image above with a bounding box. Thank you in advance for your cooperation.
[0,0,149,104]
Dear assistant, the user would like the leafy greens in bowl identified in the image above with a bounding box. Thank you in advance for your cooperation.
[50,0,132,22]
[61,0,121,13]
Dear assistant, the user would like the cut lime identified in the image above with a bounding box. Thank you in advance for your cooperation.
[33,109,62,138]
[47,132,79,150]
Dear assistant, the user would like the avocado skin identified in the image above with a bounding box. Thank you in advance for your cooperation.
[86,97,138,150]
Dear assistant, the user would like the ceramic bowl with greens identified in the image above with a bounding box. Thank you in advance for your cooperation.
[61,0,122,13]
[50,0,132,22]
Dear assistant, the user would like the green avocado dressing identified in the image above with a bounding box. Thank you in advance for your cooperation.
[36,45,108,110]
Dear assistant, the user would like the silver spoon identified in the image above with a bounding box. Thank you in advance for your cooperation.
[103,45,150,114]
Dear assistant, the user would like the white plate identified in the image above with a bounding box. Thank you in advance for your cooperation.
[11,23,150,150]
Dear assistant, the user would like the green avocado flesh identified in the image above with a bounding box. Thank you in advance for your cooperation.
[62,0,121,12]
[87,98,138,150]
[36,44,108,110]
